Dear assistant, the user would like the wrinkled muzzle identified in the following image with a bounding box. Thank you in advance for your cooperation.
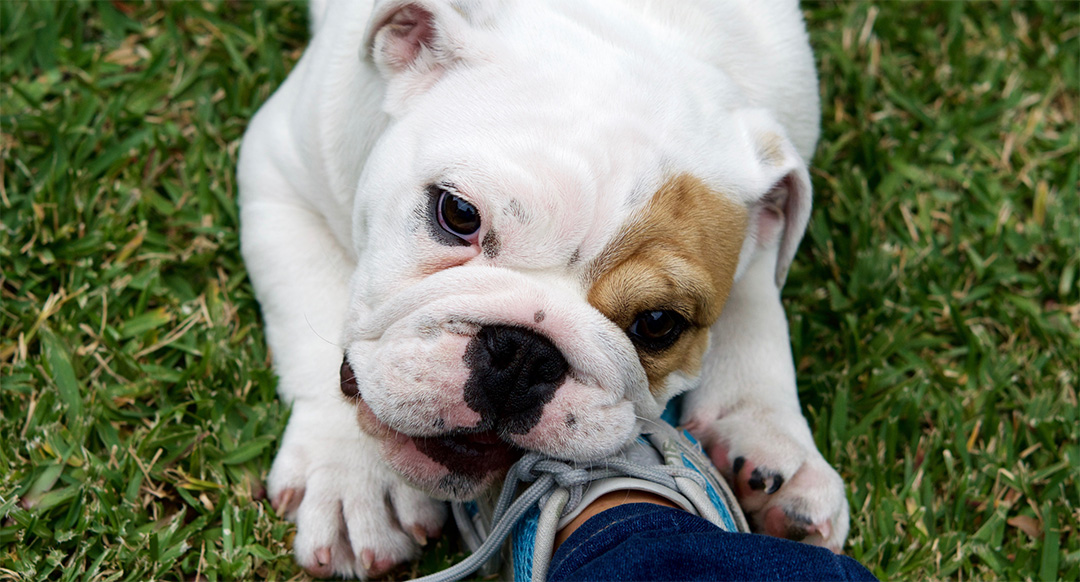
[339,266,656,498]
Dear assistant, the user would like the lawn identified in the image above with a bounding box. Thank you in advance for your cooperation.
[1,1,1076,580]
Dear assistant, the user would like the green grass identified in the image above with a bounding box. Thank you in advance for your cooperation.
[1,1,1076,580]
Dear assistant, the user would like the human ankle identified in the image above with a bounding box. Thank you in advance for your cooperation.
[553,490,678,549]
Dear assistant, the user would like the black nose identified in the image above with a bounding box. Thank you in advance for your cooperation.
[463,325,569,434]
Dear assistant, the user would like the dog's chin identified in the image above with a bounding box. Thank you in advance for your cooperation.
[350,393,522,499]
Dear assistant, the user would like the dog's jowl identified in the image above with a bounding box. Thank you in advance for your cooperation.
[239,0,848,577]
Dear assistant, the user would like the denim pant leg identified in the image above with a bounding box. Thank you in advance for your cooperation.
[549,503,877,582]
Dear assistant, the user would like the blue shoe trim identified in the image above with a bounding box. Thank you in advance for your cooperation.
[681,453,738,532]
[661,393,684,426]
[681,428,699,445]
[511,504,540,582]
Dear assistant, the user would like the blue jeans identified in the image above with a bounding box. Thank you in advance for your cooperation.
[549,503,877,581]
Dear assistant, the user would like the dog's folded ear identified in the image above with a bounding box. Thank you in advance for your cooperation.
[364,0,492,113]
[732,109,814,288]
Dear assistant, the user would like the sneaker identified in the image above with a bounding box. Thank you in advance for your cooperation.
[416,419,749,582]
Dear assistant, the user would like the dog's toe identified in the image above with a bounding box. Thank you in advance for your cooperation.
[271,486,304,517]
[686,410,850,550]
[390,480,446,542]
[268,420,448,579]
[361,549,403,578]
[292,470,358,577]
[762,503,841,550]
[763,505,813,540]
[728,456,787,503]
[749,457,850,550]
[340,480,439,578]
[301,547,336,579]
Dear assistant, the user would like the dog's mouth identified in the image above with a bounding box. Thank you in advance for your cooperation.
[344,360,523,481]
[359,397,524,480]
[410,430,522,478]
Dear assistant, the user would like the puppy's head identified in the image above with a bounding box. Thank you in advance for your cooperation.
[340,0,813,499]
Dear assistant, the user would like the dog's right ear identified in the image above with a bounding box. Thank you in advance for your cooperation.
[364,1,482,112]
[728,108,814,289]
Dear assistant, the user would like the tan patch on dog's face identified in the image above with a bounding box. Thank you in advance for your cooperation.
[586,174,747,395]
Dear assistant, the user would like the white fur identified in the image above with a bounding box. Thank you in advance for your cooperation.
[239,0,847,577]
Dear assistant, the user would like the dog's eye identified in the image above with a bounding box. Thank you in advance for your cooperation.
[437,189,481,241]
[627,310,688,351]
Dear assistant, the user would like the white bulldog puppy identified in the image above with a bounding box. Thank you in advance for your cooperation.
[238,0,849,577]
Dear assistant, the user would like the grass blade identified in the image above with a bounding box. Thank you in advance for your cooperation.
[41,330,83,423]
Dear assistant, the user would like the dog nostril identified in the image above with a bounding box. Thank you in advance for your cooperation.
[465,326,569,430]
[340,356,359,398]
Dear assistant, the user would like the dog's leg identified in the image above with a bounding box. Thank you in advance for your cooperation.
[240,153,445,578]
[683,248,850,552]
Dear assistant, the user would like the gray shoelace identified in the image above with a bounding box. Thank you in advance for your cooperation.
[413,449,712,582]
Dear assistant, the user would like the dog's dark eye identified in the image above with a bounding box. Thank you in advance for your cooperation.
[437,189,481,240]
[627,310,688,351]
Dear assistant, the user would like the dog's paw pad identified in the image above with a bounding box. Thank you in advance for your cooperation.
[686,411,849,549]
[762,505,840,551]
[725,456,787,508]
[747,466,784,494]
[763,505,808,539]
[743,458,849,550]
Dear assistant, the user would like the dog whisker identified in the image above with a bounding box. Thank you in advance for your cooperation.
[304,312,344,349]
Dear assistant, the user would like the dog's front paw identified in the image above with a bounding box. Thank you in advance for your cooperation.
[685,409,850,552]
[268,411,446,579]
